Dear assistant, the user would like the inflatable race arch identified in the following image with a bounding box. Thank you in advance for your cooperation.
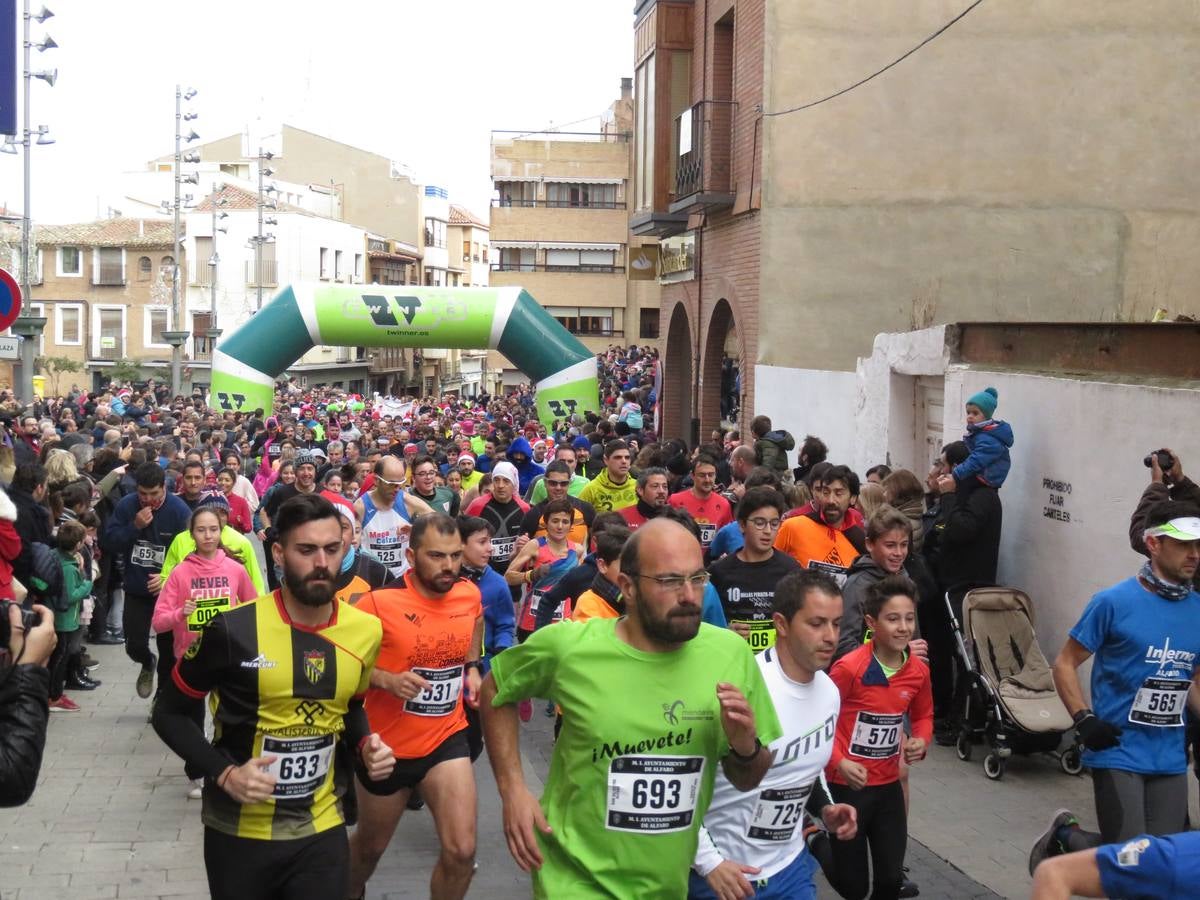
[209,284,599,422]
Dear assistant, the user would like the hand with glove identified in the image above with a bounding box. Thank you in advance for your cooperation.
[1074,709,1122,751]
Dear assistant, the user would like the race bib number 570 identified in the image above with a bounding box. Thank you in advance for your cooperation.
[606,755,704,833]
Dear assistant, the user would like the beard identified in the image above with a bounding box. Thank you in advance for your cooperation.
[284,566,336,607]
[413,557,460,595]
[636,598,702,645]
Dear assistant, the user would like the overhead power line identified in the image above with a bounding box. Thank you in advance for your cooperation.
[763,0,986,118]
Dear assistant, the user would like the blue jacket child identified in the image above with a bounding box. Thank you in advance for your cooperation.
[952,386,1014,489]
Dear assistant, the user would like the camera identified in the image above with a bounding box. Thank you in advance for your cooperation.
[0,600,39,647]
[1143,450,1175,472]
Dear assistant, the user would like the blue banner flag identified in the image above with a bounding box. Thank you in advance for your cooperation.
[0,0,14,136]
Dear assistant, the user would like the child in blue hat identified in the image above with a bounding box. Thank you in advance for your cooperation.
[952,386,1014,489]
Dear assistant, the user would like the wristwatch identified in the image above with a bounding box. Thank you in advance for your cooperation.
[464,660,483,675]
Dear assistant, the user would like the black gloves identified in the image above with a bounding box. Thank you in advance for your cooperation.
[1075,712,1122,751]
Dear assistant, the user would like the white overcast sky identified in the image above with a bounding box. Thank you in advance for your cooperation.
[0,0,633,224]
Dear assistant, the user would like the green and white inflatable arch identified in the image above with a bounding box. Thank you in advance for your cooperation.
[210,284,599,422]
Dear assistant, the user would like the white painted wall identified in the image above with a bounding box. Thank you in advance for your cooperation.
[941,367,1200,658]
[768,327,1200,667]
[754,364,856,467]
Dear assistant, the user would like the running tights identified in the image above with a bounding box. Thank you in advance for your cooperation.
[828,780,906,900]
[1093,768,1188,843]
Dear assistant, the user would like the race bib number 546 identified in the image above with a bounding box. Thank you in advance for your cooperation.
[606,755,704,833]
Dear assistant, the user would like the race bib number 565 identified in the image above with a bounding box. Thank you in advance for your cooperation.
[606,755,704,833]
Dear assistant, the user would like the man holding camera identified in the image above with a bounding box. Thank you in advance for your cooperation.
[1,602,57,806]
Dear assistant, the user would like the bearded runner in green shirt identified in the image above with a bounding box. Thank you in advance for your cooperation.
[481,518,782,898]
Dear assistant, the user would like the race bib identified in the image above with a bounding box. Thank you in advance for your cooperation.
[262,733,334,798]
[849,711,903,759]
[529,589,564,623]
[187,597,231,632]
[606,755,704,833]
[697,523,717,546]
[733,619,776,653]
[806,560,848,587]
[131,540,165,568]
[747,783,813,841]
[491,535,517,562]
[371,541,401,565]
[1129,677,1189,727]
[404,665,463,717]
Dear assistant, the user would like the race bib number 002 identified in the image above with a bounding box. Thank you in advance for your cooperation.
[849,711,903,759]
[404,665,463,717]
[606,755,704,833]
[1129,677,1188,727]
[262,733,334,799]
[747,783,813,841]
[187,597,231,632]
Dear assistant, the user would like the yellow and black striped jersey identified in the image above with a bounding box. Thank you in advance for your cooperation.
[173,590,382,840]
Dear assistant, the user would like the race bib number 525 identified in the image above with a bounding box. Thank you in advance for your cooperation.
[606,755,704,833]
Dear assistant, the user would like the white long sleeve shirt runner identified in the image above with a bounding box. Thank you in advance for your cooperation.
[693,646,841,879]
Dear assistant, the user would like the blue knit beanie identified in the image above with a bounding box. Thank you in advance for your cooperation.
[966,387,998,419]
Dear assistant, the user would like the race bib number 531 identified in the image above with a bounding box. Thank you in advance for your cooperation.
[606,755,704,833]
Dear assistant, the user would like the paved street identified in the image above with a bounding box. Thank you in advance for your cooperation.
[2,641,1197,899]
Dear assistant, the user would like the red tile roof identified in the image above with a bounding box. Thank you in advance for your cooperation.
[448,203,487,228]
[35,218,176,248]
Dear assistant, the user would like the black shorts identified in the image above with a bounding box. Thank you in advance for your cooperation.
[204,825,348,900]
[357,728,470,796]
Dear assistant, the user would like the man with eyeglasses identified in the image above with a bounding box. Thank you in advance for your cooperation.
[520,461,594,547]
[669,454,734,556]
[709,487,801,654]
[14,415,40,467]
[355,456,434,578]
[408,455,460,517]
[480,518,781,898]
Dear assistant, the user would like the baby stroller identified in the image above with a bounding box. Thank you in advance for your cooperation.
[946,586,1083,780]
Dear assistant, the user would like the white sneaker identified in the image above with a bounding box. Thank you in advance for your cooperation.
[187,779,203,800]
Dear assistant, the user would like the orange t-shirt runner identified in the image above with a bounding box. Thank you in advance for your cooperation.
[355,575,483,759]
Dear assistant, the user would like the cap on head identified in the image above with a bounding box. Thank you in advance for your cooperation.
[966,387,998,419]
[491,461,519,486]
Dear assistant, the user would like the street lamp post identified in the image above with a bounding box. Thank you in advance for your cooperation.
[9,1,55,404]
[163,84,197,396]
[253,148,277,311]
[208,192,226,347]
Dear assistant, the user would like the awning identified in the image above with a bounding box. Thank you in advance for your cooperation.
[490,240,538,249]
[491,175,623,185]
[539,241,620,251]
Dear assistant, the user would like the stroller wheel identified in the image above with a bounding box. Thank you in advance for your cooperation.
[1060,746,1084,776]
[955,731,973,762]
[983,751,1005,781]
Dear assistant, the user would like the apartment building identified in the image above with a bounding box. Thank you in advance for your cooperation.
[183,184,373,393]
[630,0,762,444]
[447,204,491,400]
[15,218,183,391]
[126,125,427,393]
[490,82,661,386]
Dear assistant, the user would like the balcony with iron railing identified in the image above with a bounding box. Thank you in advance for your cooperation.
[193,334,216,360]
[670,100,736,215]
[245,259,278,287]
[490,263,623,274]
[95,338,124,360]
[95,262,125,286]
[190,258,215,287]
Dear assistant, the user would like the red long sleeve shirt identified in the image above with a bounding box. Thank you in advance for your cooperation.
[825,641,933,786]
